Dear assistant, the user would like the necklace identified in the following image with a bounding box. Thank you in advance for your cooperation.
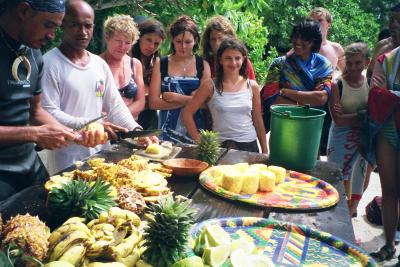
[0,27,31,82]
[171,55,193,74]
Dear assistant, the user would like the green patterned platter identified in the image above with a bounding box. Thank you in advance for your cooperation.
[190,217,377,267]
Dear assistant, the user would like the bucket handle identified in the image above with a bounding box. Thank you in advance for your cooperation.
[272,104,311,117]
[274,110,291,117]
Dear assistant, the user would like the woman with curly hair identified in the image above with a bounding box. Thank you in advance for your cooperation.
[100,14,145,119]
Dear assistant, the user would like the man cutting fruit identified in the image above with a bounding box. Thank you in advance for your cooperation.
[40,0,158,174]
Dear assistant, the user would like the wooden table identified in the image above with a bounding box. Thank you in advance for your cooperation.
[0,142,355,245]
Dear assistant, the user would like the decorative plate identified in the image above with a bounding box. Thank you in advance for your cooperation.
[190,217,377,267]
[199,167,339,210]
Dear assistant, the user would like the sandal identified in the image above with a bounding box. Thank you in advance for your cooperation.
[370,245,396,262]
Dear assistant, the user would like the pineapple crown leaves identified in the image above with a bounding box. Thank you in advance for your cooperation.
[0,242,43,267]
[47,178,116,221]
[195,130,220,165]
[143,195,196,267]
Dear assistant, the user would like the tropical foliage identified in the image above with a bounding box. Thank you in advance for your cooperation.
[48,0,393,84]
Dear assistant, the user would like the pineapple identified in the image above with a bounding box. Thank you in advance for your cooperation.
[47,178,116,221]
[142,195,196,267]
[195,130,220,165]
[117,186,146,213]
[2,214,50,263]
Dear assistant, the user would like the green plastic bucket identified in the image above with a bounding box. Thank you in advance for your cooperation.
[269,104,326,171]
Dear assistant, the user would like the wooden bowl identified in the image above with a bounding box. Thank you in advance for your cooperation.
[162,158,209,177]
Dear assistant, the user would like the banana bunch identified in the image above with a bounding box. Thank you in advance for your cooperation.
[46,207,146,267]
[85,207,143,264]
[47,217,93,265]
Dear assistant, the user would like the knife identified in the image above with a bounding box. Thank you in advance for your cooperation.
[74,114,106,131]
[116,129,162,140]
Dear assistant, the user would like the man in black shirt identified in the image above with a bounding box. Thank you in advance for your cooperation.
[0,0,76,202]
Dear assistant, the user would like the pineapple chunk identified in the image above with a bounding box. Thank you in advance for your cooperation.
[267,166,286,184]
[221,169,243,193]
[145,144,163,154]
[234,163,249,173]
[259,170,276,192]
[249,163,269,172]
[210,165,227,186]
[241,169,259,194]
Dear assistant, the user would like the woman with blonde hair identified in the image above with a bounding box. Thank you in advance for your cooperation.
[100,14,145,119]
[201,15,256,79]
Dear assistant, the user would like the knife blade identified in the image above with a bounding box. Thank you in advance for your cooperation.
[74,114,106,131]
[116,129,162,140]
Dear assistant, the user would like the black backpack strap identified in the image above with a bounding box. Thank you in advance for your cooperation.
[160,56,168,81]
[195,55,204,79]
[337,79,343,99]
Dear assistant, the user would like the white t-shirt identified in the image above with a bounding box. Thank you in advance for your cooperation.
[40,47,140,174]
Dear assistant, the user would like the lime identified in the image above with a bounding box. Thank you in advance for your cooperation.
[171,256,204,267]
[194,230,211,255]
[205,225,231,247]
[202,243,230,267]
[230,249,248,267]
[248,254,275,267]
[230,238,256,255]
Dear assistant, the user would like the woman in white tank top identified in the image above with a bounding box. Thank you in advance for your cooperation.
[182,37,267,153]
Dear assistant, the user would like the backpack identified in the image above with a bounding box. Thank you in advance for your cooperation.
[365,196,382,225]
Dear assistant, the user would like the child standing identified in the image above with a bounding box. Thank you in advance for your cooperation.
[327,42,370,216]
[182,37,267,153]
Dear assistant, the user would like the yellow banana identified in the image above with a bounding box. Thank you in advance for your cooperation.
[98,211,109,223]
[136,239,147,255]
[91,223,115,232]
[87,218,100,228]
[110,229,141,260]
[49,230,90,261]
[135,260,154,267]
[58,243,86,266]
[90,223,116,241]
[63,217,86,225]
[116,248,140,267]
[86,239,112,258]
[49,222,91,245]
[43,261,75,267]
[87,262,126,267]
[108,207,141,227]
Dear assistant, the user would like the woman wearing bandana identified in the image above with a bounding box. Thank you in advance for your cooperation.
[0,0,76,203]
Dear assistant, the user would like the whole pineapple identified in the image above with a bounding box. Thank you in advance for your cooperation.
[195,130,220,165]
[2,214,50,262]
[142,195,196,267]
[47,178,116,221]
